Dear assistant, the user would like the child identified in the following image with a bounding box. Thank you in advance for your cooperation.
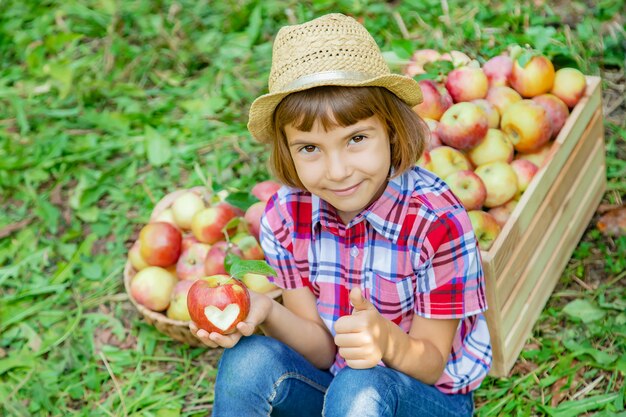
[190,13,492,417]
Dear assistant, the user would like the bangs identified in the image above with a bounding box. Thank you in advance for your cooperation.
[274,86,378,133]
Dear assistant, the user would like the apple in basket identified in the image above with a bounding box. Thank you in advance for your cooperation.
[187,275,251,335]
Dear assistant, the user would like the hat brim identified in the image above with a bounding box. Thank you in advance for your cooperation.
[247,74,423,143]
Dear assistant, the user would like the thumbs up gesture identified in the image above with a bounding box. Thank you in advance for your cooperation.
[333,287,391,369]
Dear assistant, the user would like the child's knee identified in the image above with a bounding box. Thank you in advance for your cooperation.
[323,367,394,416]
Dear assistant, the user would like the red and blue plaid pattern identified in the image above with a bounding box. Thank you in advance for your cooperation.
[260,166,492,394]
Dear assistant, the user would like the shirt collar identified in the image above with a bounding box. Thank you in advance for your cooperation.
[311,171,411,243]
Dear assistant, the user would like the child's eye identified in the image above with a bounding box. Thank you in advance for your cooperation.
[299,145,318,153]
[349,135,366,144]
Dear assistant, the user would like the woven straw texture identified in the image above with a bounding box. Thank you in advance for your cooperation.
[247,13,423,143]
[124,188,281,347]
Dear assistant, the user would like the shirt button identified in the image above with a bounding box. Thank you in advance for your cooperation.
[350,246,359,257]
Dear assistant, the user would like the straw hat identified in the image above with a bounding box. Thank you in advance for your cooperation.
[247,13,423,143]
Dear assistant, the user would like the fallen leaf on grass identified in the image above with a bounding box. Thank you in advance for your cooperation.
[550,376,569,407]
[596,206,626,236]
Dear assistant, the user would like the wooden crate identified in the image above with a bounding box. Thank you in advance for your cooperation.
[483,76,605,377]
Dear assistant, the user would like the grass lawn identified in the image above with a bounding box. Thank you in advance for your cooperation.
[1,1,625,415]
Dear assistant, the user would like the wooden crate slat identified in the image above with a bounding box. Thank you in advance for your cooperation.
[501,135,605,338]
[495,109,603,303]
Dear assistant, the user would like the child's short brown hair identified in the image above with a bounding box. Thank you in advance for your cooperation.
[269,86,429,189]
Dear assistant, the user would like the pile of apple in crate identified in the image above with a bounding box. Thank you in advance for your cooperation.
[126,181,281,337]
[408,46,588,251]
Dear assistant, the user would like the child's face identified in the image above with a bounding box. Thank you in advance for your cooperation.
[284,115,391,224]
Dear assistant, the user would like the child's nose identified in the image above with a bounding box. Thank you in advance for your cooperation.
[325,152,350,181]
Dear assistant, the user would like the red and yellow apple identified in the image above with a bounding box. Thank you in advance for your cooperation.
[445,170,487,210]
[437,102,489,150]
[241,273,279,294]
[468,210,502,251]
[139,222,183,267]
[232,233,265,261]
[467,129,514,166]
[482,54,513,87]
[445,66,489,102]
[154,208,178,226]
[166,279,196,321]
[488,200,519,228]
[510,55,555,98]
[204,241,243,276]
[128,241,150,271]
[532,94,570,139]
[474,161,518,208]
[550,67,586,108]
[404,49,442,77]
[500,100,552,153]
[176,242,212,280]
[413,80,453,121]
[429,146,472,179]
[191,204,239,244]
[187,275,250,335]
[471,99,500,129]
[172,191,205,230]
[515,142,552,168]
[510,159,539,197]
[485,86,522,116]
[130,266,178,311]
[244,201,267,241]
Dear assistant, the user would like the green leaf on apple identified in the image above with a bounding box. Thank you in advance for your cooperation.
[228,258,277,280]
[225,191,258,211]
[422,60,454,76]
[222,216,241,236]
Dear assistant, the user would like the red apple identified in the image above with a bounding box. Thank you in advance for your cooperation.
[187,275,250,335]
[550,68,586,108]
[191,205,239,244]
[204,241,243,276]
[232,233,265,260]
[172,191,205,230]
[251,180,281,203]
[166,279,195,321]
[482,55,513,87]
[474,161,518,208]
[437,102,489,150]
[241,273,279,294]
[486,86,522,116]
[244,201,267,240]
[510,159,539,197]
[515,142,552,168]
[510,55,555,98]
[468,210,502,251]
[445,170,487,210]
[181,234,200,251]
[128,241,150,271]
[139,222,183,267]
[445,66,489,102]
[488,200,519,228]
[467,129,514,166]
[531,94,570,139]
[423,118,444,150]
[500,100,552,153]
[471,99,500,128]
[429,146,472,179]
[130,266,178,311]
[413,80,452,121]
[176,242,212,280]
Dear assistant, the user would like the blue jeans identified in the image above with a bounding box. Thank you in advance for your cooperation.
[213,335,474,417]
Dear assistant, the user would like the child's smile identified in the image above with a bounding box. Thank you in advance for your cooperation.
[285,115,391,224]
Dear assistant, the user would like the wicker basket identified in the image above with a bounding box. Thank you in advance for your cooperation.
[124,187,282,347]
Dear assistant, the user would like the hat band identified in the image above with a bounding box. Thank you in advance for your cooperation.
[280,70,376,92]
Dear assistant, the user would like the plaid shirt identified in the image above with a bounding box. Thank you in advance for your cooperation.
[259,166,492,394]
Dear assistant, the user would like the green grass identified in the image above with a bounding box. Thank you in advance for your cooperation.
[1,1,625,415]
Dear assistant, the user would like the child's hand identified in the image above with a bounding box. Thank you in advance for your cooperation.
[189,289,274,349]
[333,287,390,369]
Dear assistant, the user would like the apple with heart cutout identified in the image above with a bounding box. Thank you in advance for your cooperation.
[187,275,251,335]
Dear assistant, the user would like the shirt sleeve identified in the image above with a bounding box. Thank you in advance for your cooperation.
[259,195,306,290]
[414,208,488,319]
